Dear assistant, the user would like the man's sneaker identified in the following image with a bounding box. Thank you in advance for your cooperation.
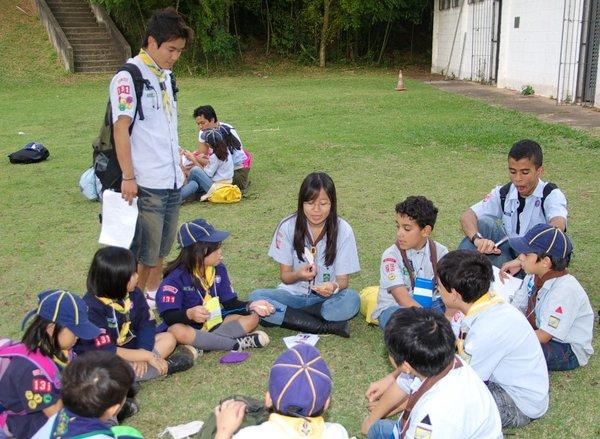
[117,398,139,423]
[235,331,270,350]
[166,348,195,375]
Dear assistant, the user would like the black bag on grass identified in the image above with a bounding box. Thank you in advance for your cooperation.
[8,142,49,164]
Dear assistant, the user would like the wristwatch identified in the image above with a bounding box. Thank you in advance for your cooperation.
[470,232,483,244]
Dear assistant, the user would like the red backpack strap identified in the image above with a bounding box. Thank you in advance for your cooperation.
[396,241,416,290]
[0,341,60,388]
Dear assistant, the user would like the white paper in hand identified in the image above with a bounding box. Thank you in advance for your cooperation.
[491,266,524,301]
[98,190,138,248]
[303,247,315,265]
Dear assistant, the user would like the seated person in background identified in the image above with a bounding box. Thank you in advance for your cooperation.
[458,139,567,268]
[437,250,549,428]
[33,351,142,438]
[213,344,349,439]
[364,308,502,439]
[194,105,251,193]
[372,196,449,330]
[507,224,594,371]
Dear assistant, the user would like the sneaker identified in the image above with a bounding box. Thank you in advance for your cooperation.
[179,344,201,361]
[235,330,270,350]
[166,349,195,375]
[117,398,139,423]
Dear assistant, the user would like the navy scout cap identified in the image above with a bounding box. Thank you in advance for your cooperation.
[177,218,230,248]
[509,223,573,259]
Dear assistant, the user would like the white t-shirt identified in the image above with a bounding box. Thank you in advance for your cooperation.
[203,151,234,182]
[268,215,360,295]
[470,180,567,237]
[512,274,594,366]
[234,414,348,439]
[373,240,448,319]
[461,301,549,419]
[393,359,502,439]
[109,57,183,190]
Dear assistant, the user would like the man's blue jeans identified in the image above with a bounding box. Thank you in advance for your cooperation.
[458,215,515,268]
[377,297,446,330]
[248,287,360,325]
[542,340,580,371]
[367,419,395,439]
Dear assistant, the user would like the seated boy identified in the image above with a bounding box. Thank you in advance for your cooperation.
[213,344,349,438]
[372,196,449,330]
[364,307,501,439]
[33,351,142,438]
[193,105,251,193]
[459,139,567,268]
[437,250,549,428]
[507,223,594,370]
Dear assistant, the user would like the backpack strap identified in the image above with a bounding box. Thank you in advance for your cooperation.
[499,182,512,213]
[116,63,150,129]
[541,182,558,218]
[0,341,61,388]
[396,239,438,291]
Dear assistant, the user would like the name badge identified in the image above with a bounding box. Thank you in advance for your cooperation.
[413,277,434,308]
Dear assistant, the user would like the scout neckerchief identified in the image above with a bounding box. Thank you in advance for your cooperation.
[96,295,132,346]
[456,292,505,358]
[52,349,73,370]
[193,265,216,297]
[269,413,325,438]
[399,357,463,439]
[307,226,327,262]
[138,48,171,120]
[526,269,568,329]
[395,238,438,290]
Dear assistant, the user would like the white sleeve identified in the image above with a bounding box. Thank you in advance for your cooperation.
[543,188,568,222]
[470,186,503,220]
[380,248,409,291]
[110,72,136,123]
[537,286,580,341]
[268,219,295,266]
[203,155,219,178]
[333,222,360,275]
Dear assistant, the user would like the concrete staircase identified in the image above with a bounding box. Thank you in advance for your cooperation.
[44,0,125,73]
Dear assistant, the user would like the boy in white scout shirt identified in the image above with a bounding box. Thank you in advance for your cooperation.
[364,308,502,439]
[437,250,549,428]
[459,139,568,268]
[507,223,594,371]
[372,196,449,330]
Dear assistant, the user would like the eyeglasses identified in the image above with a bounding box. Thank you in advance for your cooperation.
[303,201,331,210]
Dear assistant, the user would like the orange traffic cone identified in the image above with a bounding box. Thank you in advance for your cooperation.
[395,70,406,91]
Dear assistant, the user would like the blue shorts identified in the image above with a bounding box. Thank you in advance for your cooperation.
[131,186,181,267]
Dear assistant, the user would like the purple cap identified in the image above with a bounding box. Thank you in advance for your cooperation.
[269,344,332,417]
[509,223,573,259]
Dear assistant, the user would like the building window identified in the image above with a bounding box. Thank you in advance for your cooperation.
[439,0,452,10]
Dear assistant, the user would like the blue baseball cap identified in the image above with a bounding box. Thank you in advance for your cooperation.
[24,290,101,340]
[203,128,224,147]
[509,223,573,259]
[177,218,230,248]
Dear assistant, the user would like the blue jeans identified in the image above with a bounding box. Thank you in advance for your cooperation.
[181,167,213,200]
[131,186,181,266]
[367,419,395,439]
[248,287,360,325]
[378,297,446,330]
[458,215,515,268]
[541,340,580,371]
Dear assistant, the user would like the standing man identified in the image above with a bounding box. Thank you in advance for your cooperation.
[111,8,193,302]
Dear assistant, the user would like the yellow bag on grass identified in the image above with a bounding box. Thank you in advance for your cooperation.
[360,286,379,325]
[201,183,242,204]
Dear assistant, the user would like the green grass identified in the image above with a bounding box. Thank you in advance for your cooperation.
[1,4,599,438]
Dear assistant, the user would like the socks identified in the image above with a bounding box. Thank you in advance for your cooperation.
[192,321,247,351]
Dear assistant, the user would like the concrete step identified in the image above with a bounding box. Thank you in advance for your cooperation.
[62,26,106,34]
[69,38,113,46]
[75,63,122,73]
[75,53,122,62]
[55,18,98,26]
[47,5,91,12]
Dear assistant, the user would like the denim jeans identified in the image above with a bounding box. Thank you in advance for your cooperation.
[248,287,360,325]
[541,340,580,371]
[458,215,515,268]
[367,419,396,439]
[377,297,446,330]
[486,381,532,428]
[181,167,213,200]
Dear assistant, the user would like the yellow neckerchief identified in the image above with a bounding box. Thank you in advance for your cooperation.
[138,48,171,120]
[52,349,72,370]
[269,413,325,438]
[96,295,132,346]
[457,292,505,358]
[193,265,216,296]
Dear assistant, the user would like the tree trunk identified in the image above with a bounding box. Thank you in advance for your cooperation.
[319,0,331,67]
[377,18,392,65]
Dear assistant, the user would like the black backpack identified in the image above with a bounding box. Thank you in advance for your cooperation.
[8,142,50,164]
[499,181,558,218]
[92,63,179,192]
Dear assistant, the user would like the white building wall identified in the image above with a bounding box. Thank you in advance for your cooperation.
[595,57,600,108]
[432,1,472,79]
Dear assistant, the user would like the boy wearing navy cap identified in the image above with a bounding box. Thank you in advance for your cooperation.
[213,344,349,438]
[508,224,594,370]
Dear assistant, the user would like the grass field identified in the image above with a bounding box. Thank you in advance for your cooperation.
[1,3,599,438]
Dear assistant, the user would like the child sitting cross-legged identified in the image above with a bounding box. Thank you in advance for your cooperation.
[33,351,143,438]
[212,344,349,438]
[365,308,502,439]
[506,224,594,370]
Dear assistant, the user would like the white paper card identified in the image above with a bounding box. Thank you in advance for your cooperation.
[158,420,204,439]
[283,333,320,349]
[491,266,523,301]
[98,190,138,248]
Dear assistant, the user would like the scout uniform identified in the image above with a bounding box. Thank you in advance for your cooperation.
[33,408,143,438]
[470,180,567,238]
[392,359,502,439]
[373,240,448,324]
